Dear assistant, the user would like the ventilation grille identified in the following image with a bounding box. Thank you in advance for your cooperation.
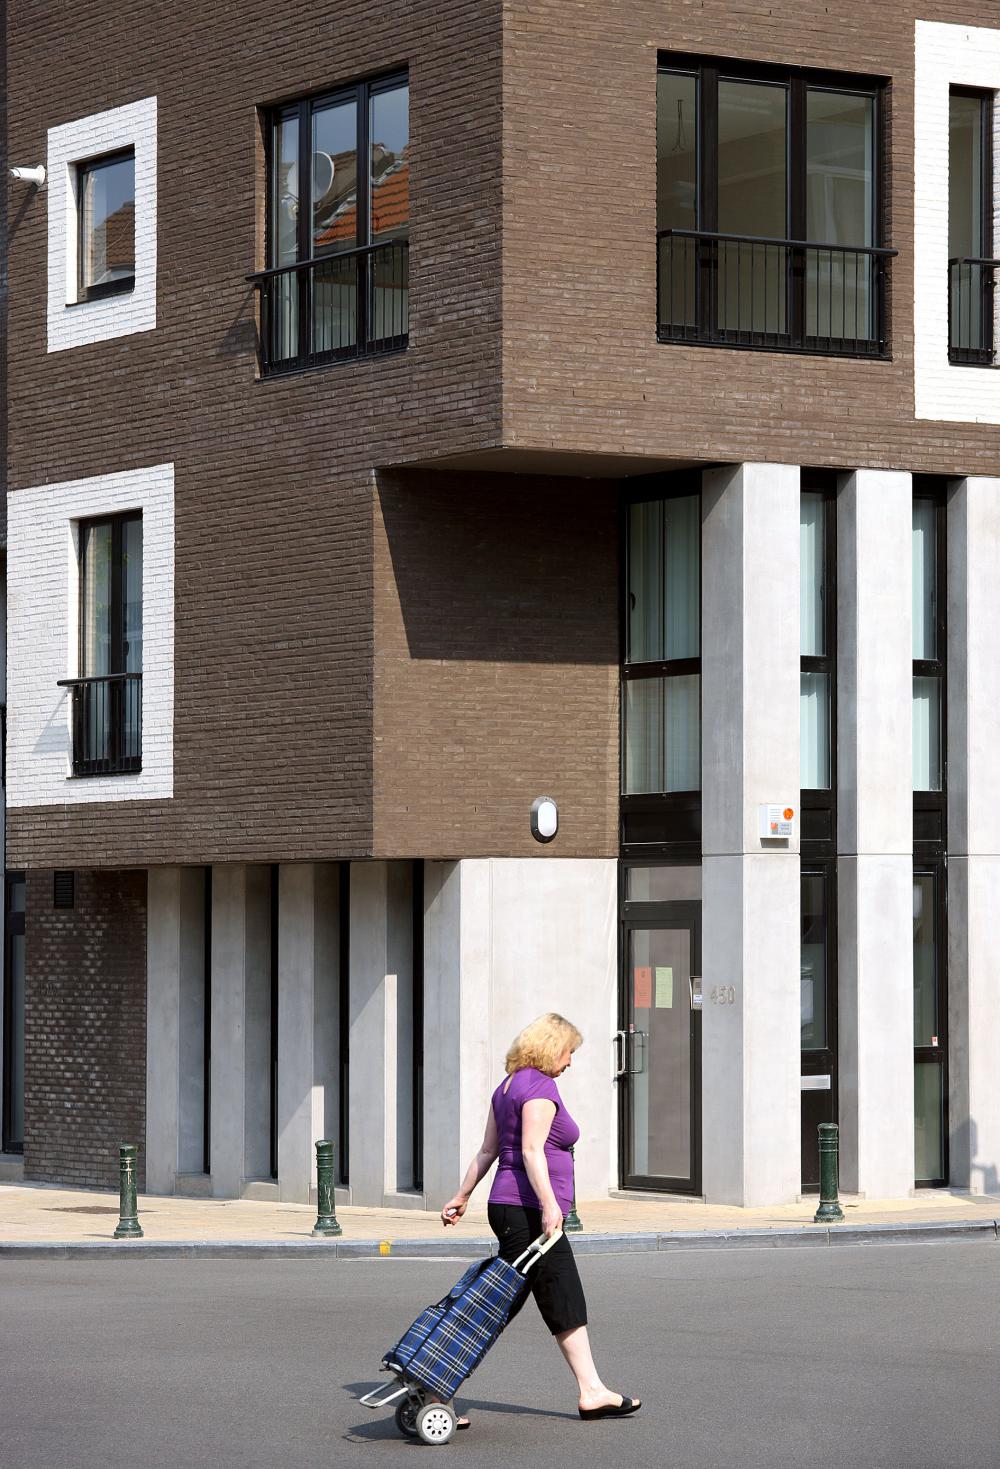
[53,870,75,909]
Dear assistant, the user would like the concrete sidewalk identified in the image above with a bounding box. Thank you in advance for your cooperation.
[2,1181,999,1256]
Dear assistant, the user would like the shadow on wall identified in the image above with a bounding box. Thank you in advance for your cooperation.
[376,469,620,665]
[962,1118,1000,1197]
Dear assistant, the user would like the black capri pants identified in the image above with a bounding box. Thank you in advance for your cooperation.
[488,1202,588,1336]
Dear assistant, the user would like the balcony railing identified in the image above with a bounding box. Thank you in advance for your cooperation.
[56,673,142,777]
[248,238,409,376]
[657,230,896,358]
[948,257,998,365]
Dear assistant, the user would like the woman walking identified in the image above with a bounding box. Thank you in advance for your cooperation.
[441,1012,641,1423]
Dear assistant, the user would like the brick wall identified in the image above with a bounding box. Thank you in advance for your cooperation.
[5,0,504,869]
[500,0,1000,475]
[23,869,147,1189]
[373,468,619,857]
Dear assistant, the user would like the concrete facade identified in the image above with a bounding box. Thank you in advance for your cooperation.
[8,0,1000,1214]
[837,472,915,1199]
[947,479,1000,1193]
[701,464,802,1207]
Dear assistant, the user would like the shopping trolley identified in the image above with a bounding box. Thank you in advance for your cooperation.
[360,1229,563,1445]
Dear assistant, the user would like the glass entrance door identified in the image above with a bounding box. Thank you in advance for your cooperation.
[620,905,701,1193]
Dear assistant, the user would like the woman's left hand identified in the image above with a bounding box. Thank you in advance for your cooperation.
[441,1197,468,1227]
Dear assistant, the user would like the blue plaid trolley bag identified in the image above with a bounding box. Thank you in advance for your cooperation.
[360,1229,563,1445]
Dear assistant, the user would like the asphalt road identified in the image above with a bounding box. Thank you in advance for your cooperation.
[1,1241,998,1469]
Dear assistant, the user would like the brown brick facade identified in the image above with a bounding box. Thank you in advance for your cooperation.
[23,870,147,1189]
[4,0,504,869]
[373,469,619,857]
[6,0,1000,873]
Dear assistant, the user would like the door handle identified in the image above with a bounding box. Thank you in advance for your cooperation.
[628,1029,648,1076]
[612,1030,626,1079]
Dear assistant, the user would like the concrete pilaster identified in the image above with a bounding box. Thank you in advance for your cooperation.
[700,462,802,1206]
[146,867,205,1194]
[421,858,617,1209]
[837,469,914,1198]
[947,477,1000,1192]
[210,865,270,1197]
[277,863,339,1203]
[347,862,413,1206]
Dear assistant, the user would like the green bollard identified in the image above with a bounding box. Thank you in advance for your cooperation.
[563,1146,583,1233]
[113,1144,143,1239]
[312,1140,343,1238]
[813,1122,845,1223]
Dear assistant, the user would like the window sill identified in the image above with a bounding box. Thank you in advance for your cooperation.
[69,278,136,306]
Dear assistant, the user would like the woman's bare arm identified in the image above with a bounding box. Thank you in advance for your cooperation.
[520,1098,561,1238]
[441,1105,501,1225]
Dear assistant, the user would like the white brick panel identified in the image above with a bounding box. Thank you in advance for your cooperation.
[915,22,1000,423]
[47,96,157,352]
[7,464,174,806]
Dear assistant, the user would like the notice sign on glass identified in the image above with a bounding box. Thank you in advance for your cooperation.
[655,966,673,1008]
[634,966,652,1009]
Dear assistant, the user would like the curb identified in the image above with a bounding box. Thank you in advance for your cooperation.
[0,1218,997,1259]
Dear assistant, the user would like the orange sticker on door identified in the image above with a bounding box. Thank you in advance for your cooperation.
[634,966,652,1009]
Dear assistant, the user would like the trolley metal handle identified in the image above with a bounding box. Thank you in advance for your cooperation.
[513,1228,564,1275]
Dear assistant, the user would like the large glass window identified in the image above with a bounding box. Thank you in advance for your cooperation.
[78,150,135,301]
[68,513,142,776]
[948,89,994,364]
[259,73,408,373]
[912,497,943,793]
[801,490,833,791]
[624,495,701,795]
[914,869,946,1185]
[657,58,888,356]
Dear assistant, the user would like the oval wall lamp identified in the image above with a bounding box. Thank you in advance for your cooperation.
[530,796,558,844]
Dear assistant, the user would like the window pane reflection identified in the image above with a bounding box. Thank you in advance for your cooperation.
[949,93,988,355]
[806,91,874,340]
[913,872,938,1047]
[914,1063,944,1182]
[913,674,942,792]
[657,70,697,333]
[718,79,787,335]
[628,496,700,663]
[800,493,826,656]
[80,152,135,293]
[624,676,701,794]
[801,872,827,1050]
[801,671,831,789]
[912,500,937,661]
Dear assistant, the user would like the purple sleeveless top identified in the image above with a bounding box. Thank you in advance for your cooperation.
[488,1067,580,1215]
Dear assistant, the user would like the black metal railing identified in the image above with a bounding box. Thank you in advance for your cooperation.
[56,673,142,777]
[948,257,998,365]
[657,230,896,357]
[247,238,409,376]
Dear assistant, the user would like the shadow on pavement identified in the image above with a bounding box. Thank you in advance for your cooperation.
[342,1381,577,1441]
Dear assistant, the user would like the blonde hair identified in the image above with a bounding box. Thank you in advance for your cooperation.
[505,1013,583,1077]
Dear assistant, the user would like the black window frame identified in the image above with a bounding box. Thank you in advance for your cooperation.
[620,472,703,859]
[61,510,143,777]
[656,53,893,358]
[75,146,137,304]
[799,473,839,1190]
[255,69,409,375]
[912,480,948,1188]
[947,86,995,366]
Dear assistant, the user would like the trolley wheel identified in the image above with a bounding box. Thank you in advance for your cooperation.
[416,1402,457,1446]
[395,1399,419,1439]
